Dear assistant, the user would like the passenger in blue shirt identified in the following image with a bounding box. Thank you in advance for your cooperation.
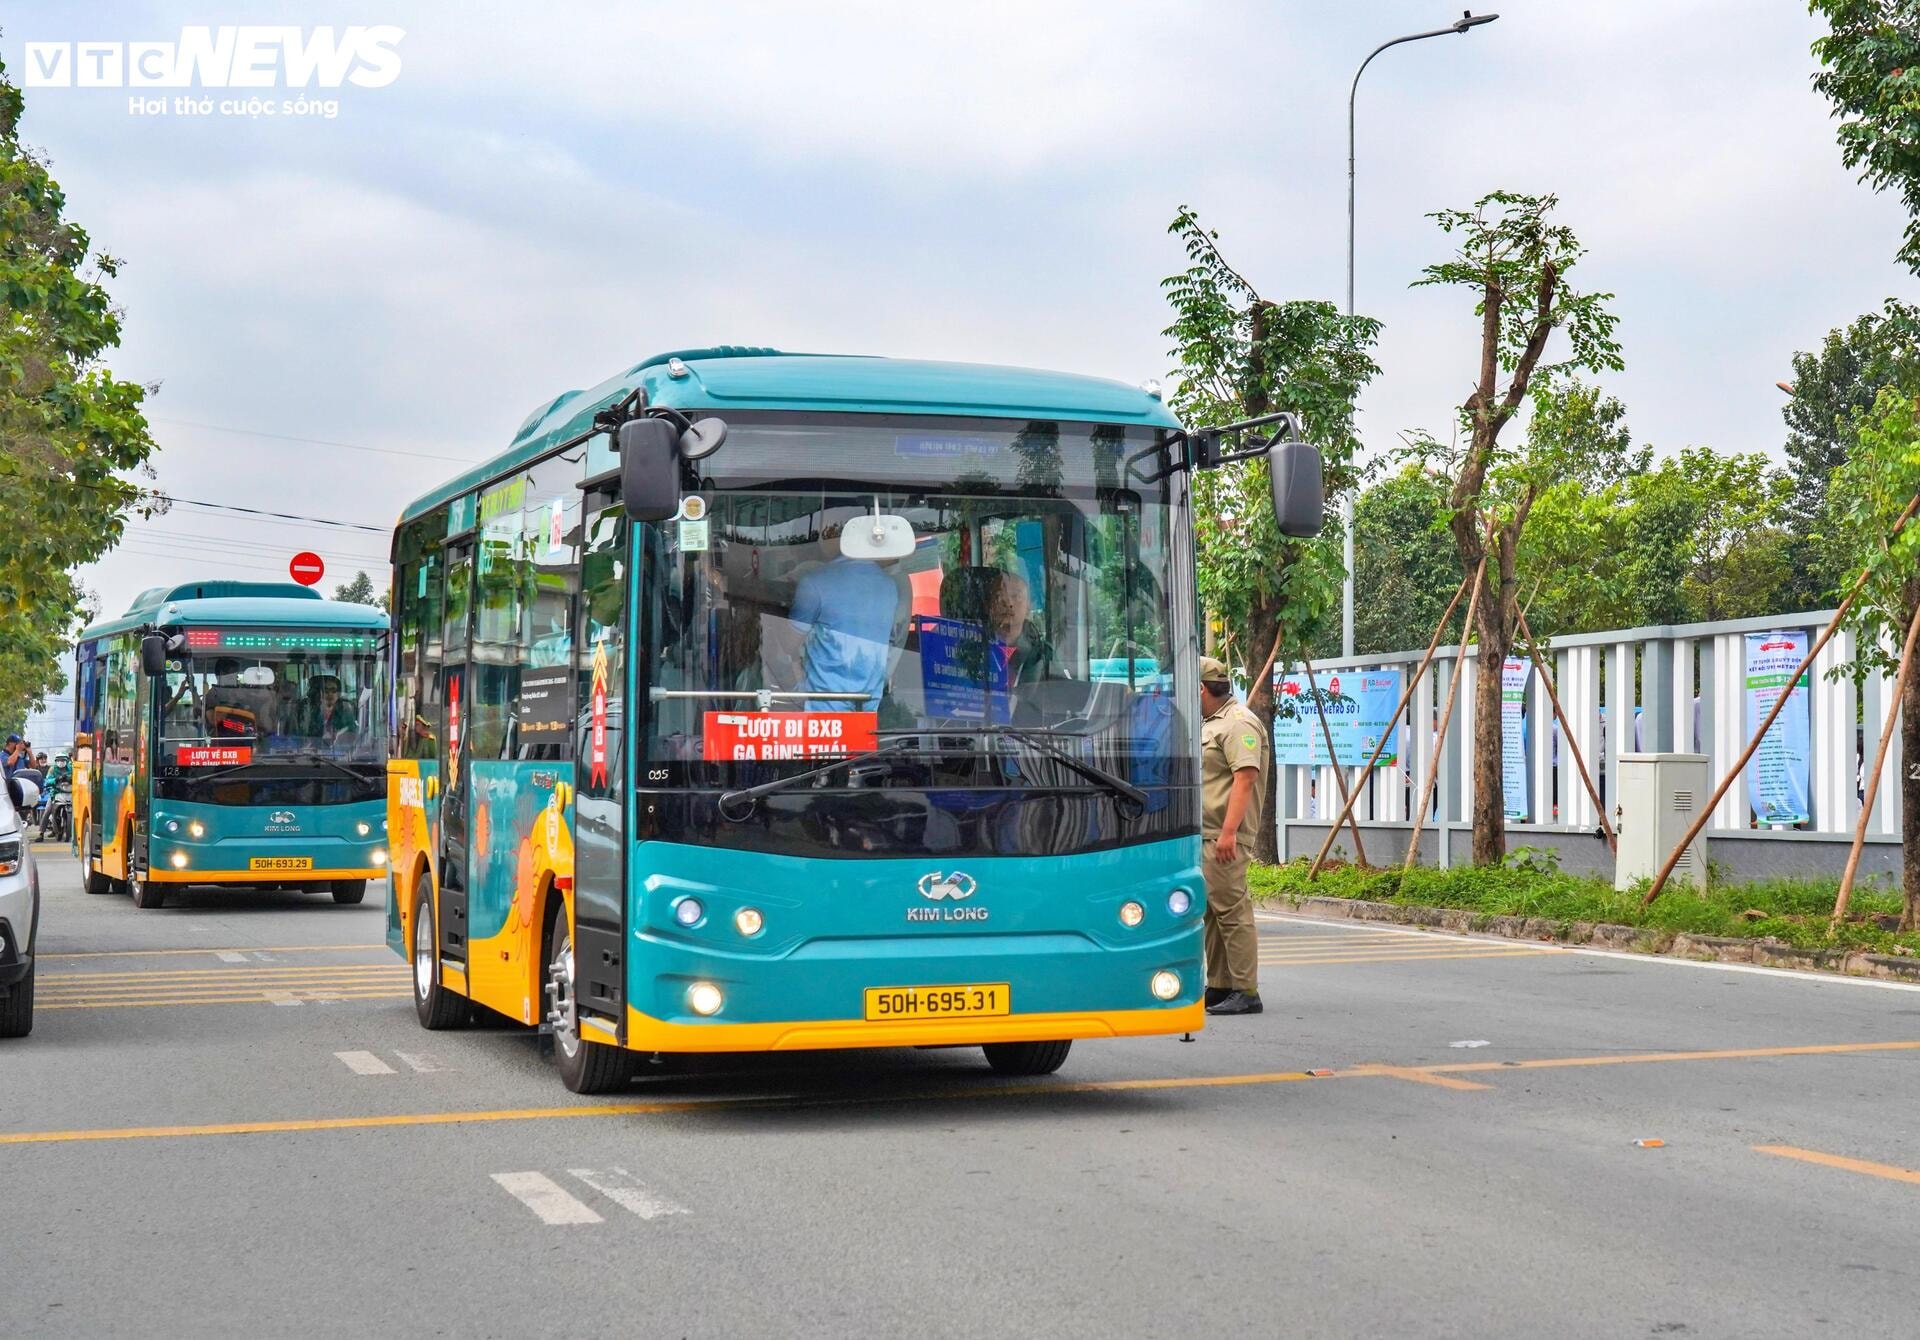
[790,520,901,711]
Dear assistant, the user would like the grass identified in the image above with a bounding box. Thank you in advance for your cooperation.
[1249,855,1920,956]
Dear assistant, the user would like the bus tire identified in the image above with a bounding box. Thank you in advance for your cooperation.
[545,905,631,1095]
[80,829,113,895]
[332,879,368,905]
[982,1040,1072,1076]
[128,865,166,910]
[412,889,467,1030]
[0,962,32,1039]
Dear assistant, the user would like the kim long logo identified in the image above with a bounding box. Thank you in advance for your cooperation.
[917,871,977,902]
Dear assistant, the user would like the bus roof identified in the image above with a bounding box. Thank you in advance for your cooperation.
[80,581,386,641]
[398,348,1183,525]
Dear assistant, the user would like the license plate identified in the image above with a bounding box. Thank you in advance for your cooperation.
[863,983,1010,1021]
[249,857,313,871]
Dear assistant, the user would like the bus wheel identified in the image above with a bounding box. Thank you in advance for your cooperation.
[0,962,32,1039]
[544,909,630,1095]
[80,830,113,895]
[128,865,166,910]
[331,879,368,905]
[412,890,467,1030]
[982,1040,1072,1076]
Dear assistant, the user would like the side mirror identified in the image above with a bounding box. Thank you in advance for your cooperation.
[1269,439,1325,539]
[9,776,39,812]
[619,418,682,523]
[140,634,169,676]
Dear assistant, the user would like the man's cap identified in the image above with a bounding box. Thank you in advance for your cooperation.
[1199,656,1231,685]
[4,733,20,744]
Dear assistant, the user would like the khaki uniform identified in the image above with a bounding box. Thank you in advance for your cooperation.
[1201,697,1269,994]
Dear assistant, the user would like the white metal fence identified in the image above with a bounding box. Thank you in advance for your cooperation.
[1273,610,1900,863]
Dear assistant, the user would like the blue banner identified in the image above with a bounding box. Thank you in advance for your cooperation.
[917,615,1013,723]
[1272,669,1401,767]
[1744,630,1812,825]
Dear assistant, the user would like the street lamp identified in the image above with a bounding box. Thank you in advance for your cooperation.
[1342,10,1499,659]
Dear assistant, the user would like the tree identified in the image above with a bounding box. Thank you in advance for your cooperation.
[1824,386,1920,926]
[1162,206,1382,860]
[1779,301,1920,606]
[0,54,158,728]
[1413,192,1623,864]
[1811,2,1920,275]
[1351,465,1460,655]
[332,570,380,607]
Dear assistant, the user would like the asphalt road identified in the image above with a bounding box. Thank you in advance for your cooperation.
[8,843,1920,1338]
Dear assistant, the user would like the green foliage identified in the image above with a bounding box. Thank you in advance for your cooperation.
[0,54,158,728]
[1250,860,1920,953]
[1811,2,1920,275]
[331,570,387,611]
[1825,385,1920,677]
[1351,464,1460,654]
[1161,206,1382,661]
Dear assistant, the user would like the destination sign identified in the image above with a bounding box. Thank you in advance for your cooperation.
[181,629,380,653]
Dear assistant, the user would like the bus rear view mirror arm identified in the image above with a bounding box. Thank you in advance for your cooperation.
[139,630,188,677]
[1182,409,1325,540]
[617,417,682,522]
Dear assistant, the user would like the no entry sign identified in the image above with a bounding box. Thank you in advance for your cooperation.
[289,551,325,586]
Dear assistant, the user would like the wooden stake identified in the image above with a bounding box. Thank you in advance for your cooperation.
[1309,562,1481,878]
[1644,491,1920,906]
[1302,655,1370,866]
[1833,597,1920,927]
[1515,605,1614,855]
[1402,562,1485,871]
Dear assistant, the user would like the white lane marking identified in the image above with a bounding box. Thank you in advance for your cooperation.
[1258,910,1920,994]
[216,951,247,963]
[267,992,302,1006]
[567,1167,688,1220]
[394,1051,447,1073]
[492,1172,603,1225]
[334,1050,397,1075]
[1450,1040,1491,1048]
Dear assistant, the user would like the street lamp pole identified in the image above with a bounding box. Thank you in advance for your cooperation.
[1342,10,1498,659]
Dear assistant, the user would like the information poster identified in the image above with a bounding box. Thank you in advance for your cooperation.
[515,667,571,745]
[1744,630,1812,825]
[917,615,1014,723]
[702,711,877,762]
[1501,658,1529,821]
[1272,669,1401,767]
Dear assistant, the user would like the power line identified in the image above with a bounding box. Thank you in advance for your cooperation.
[151,416,475,465]
[0,457,390,532]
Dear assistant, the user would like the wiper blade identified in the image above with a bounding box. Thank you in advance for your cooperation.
[281,751,374,784]
[716,739,918,821]
[986,728,1149,813]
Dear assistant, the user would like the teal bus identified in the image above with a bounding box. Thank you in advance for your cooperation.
[387,348,1320,1091]
[73,582,390,909]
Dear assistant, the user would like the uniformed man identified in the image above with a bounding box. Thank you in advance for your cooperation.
[1198,655,1269,1016]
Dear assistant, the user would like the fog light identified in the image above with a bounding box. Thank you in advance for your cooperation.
[169,850,189,869]
[1119,900,1145,927]
[674,897,704,927]
[356,821,371,837]
[189,821,205,839]
[1150,970,1180,1001]
[1167,888,1192,916]
[165,820,179,834]
[687,981,723,1016]
[371,848,387,866]
[734,907,764,936]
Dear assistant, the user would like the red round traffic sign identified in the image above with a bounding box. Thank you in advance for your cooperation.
[289,551,325,586]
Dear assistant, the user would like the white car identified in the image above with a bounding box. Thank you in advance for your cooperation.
[0,774,40,1037]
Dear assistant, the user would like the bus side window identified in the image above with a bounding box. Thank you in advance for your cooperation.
[517,454,579,762]
[396,515,445,760]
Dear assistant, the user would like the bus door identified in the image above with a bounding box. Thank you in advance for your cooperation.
[438,539,475,962]
[132,665,153,871]
[570,487,627,1033]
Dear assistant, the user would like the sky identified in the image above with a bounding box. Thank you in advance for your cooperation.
[6,0,1917,641]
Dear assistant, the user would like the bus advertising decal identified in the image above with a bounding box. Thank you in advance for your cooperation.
[589,634,610,786]
[516,667,571,744]
[176,744,252,767]
[702,712,878,762]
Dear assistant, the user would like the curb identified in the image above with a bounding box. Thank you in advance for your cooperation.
[1268,894,1920,984]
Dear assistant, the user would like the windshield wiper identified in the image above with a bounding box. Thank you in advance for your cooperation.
[280,751,374,784]
[873,726,1151,813]
[715,739,919,822]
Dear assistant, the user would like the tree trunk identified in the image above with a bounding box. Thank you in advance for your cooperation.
[1469,564,1512,867]
[1904,614,1920,930]
[1244,597,1282,864]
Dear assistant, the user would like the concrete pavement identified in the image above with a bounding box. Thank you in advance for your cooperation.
[6,843,1920,1337]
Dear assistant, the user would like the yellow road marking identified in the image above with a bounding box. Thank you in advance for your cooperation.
[1754,1144,1920,1185]
[43,966,407,985]
[39,991,411,1011]
[1345,1065,1494,1091]
[8,1038,1919,1146]
[39,944,387,962]
[1259,948,1552,968]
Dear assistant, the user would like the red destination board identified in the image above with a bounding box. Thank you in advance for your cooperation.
[176,745,253,767]
[702,711,878,762]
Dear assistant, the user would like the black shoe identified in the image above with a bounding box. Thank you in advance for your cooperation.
[1206,991,1263,1016]
[1204,986,1230,1007]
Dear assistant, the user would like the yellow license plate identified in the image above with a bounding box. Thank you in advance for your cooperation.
[249,857,313,871]
[863,983,1011,1022]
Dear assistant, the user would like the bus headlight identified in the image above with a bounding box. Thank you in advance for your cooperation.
[1150,970,1181,1001]
[169,850,189,869]
[356,821,371,837]
[734,907,764,937]
[674,898,705,927]
[164,820,179,834]
[687,981,724,1016]
[189,821,205,839]
[1118,900,1145,927]
[1167,888,1192,917]
[371,848,388,866]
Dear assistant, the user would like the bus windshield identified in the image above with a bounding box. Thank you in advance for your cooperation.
[642,416,1196,795]
[160,634,386,765]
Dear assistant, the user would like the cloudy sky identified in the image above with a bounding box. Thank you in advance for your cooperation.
[7,0,1917,631]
